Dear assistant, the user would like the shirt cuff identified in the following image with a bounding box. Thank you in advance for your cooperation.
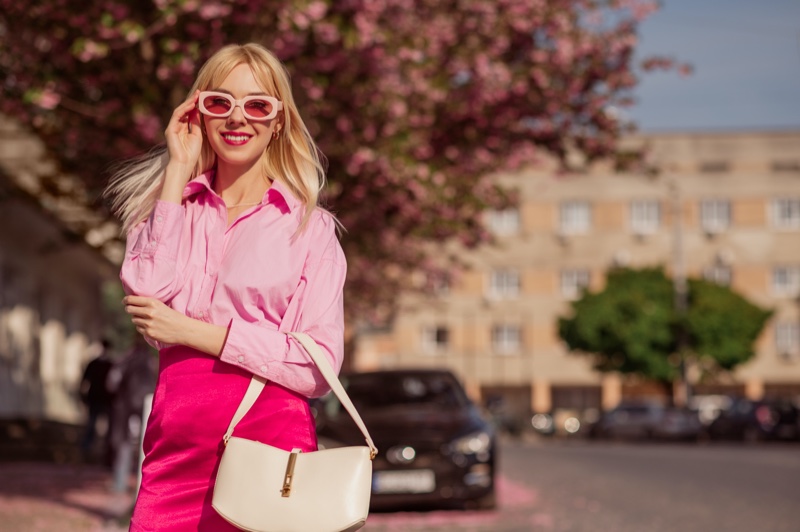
[219,318,285,377]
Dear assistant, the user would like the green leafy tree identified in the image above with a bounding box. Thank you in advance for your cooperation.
[558,267,772,389]
[685,278,773,372]
[0,0,683,321]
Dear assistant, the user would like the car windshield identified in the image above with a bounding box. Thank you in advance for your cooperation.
[342,373,470,410]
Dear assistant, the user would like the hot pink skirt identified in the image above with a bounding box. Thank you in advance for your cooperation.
[130,346,317,531]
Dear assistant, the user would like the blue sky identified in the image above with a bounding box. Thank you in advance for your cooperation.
[629,0,800,131]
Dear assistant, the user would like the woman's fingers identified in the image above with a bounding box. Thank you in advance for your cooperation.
[169,91,199,129]
[125,298,159,336]
[123,296,156,316]
[164,90,203,168]
[123,295,149,307]
[124,297,185,345]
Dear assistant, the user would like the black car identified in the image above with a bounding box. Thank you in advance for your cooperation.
[312,369,497,511]
[589,401,703,441]
[707,397,799,442]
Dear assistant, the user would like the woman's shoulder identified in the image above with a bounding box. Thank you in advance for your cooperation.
[305,207,342,239]
[302,207,345,264]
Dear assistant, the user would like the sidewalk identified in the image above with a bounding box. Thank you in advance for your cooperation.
[0,461,135,532]
[0,418,135,531]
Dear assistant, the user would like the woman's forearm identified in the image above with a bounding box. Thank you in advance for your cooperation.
[177,315,229,357]
[160,162,194,204]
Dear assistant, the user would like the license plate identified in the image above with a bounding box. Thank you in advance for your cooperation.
[373,469,436,494]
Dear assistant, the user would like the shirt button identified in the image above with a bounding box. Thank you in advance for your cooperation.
[259,365,267,373]
[156,215,163,223]
[237,356,245,363]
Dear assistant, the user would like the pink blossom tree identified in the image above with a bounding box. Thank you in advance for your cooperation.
[0,0,677,322]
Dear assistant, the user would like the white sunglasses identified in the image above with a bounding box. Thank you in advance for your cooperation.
[198,91,283,121]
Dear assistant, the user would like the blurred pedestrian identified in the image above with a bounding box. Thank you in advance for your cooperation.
[79,338,114,462]
[106,43,346,530]
[106,335,157,493]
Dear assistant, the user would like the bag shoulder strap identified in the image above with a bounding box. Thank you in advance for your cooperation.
[222,332,378,459]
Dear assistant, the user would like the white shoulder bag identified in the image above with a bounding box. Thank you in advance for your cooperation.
[212,332,378,532]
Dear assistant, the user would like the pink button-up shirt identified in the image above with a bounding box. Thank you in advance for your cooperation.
[120,171,346,398]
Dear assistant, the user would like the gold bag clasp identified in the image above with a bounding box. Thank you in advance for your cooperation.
[281,450,301,497]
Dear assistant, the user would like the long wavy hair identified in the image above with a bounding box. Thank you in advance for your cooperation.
[106,43,327,234]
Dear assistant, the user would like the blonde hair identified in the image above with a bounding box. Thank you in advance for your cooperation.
[106,43,327,234]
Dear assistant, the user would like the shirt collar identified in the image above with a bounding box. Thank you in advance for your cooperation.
[182,170,302,213]
[182,170,215,199]
[267,178,302,213]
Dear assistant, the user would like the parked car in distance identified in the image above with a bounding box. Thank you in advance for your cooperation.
[589,401,703,441]
[484,395,527,437]
[312,369,497,511]
[688,394,733,426]
[530,408,600,438]
[707,397,799,442]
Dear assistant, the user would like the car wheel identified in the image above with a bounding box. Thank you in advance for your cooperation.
[473,491,497,511]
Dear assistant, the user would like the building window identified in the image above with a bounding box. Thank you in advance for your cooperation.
[421,326,449,354]
[772,266,800,297]
[771,160,800,173]
[487,208,520,236]
[700,199,731,234]
[561,269,590,300]
[488,269,520,299]
[492,325,521,355]
[630,200,661,235]
[698,161,730,173]
[559,201,591,234]
[703,265,732,286]
[772,198,800,229]
[775,323,800,359]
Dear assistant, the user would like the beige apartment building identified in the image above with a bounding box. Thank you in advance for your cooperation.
[354,130,800,417]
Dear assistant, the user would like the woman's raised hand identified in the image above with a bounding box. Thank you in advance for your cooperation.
[164,90,203,178]
[159,90,203,203]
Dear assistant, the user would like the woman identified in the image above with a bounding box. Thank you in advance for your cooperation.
[107,43,346,531]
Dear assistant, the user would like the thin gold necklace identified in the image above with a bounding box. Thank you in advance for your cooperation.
[226,200,261,209]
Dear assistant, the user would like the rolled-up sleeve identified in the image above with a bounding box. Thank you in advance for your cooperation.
[120,200,185,301]
[219,219,346,398]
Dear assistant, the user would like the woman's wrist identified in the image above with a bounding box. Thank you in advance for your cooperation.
[178,315,228,358]
[161,162,194,203]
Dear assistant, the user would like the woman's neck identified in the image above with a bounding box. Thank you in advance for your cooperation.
[214,162,270,204]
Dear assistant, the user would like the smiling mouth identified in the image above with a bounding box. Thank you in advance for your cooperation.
[221,133,252,145]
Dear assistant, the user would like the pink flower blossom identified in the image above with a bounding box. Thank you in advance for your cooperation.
[35,88,61,110]
[0,0,673,322]
[305,1,328,21]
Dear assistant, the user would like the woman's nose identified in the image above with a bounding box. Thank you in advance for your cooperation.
[227,104,247,125]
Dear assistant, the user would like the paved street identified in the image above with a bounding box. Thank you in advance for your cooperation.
[505,439,798,532]
[1,438,798,531]
[366,438,800,532]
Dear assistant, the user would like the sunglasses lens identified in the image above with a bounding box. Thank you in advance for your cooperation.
[244,99,274,118]
[202,94,232,116]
